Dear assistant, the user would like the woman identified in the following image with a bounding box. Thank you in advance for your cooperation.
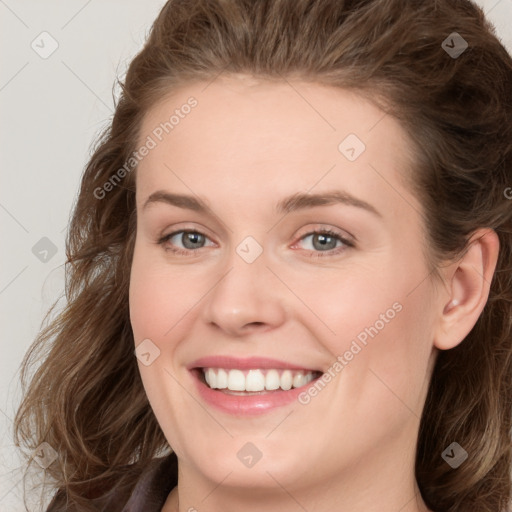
[14,0,512,511]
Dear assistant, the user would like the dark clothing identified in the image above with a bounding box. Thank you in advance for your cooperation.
[46,452,178,512]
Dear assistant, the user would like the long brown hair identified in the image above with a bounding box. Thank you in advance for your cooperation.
[14,1,512,511]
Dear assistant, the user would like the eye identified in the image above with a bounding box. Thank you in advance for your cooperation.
[294,229,354,257]
[157,227,354,258]
[157,230,215,255]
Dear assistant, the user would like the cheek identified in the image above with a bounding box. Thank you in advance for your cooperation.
[276,255,410,346]
[129,244,178,343]
[291,253,435,400]
[129,239,204,339]
[330,279,436,423]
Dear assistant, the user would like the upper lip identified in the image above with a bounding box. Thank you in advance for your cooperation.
[188,356,321,372]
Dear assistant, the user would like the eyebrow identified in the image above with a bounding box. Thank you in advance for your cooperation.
[142,190,382,218]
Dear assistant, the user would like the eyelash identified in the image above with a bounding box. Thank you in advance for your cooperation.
[157,228,354,259]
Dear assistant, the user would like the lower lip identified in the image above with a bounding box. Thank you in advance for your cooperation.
[191,369,320,416]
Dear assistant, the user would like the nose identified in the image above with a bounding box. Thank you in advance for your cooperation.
[201,245,287,337]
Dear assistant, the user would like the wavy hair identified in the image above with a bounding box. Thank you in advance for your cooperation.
[14,0,512,511]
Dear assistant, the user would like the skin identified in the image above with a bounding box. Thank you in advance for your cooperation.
[128,75,499,512]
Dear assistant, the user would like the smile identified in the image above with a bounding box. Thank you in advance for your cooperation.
[188,356,324,415]
[202,368,320,393]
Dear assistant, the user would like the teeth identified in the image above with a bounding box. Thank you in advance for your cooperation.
[227,369,245,391]
[202,368,318,392]
[281,370,293,391]
[293,372,307,388]
[217,368,228,389]
[265,369,280,390]
[246,369,266,391]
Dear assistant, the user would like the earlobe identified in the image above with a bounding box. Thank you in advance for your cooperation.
[434,228,500,351]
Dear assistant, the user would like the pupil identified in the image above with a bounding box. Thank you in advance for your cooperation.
[183,232,204,248]
[313,234,336,251]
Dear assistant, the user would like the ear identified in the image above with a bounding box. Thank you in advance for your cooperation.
[434,228,500,350]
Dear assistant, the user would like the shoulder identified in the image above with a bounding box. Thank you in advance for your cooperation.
[45,452,178,512]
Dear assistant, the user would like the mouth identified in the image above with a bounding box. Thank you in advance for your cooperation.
[193,367,323,395]
[187,355,325,414]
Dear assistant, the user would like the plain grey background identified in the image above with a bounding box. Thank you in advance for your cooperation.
[1,0,511,510]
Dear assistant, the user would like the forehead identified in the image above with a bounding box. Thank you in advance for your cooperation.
[135,76,419,219]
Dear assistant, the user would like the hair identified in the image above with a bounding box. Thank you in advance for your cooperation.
[13,0,512,511]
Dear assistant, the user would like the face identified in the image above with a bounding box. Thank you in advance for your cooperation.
[129,75,440,500]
